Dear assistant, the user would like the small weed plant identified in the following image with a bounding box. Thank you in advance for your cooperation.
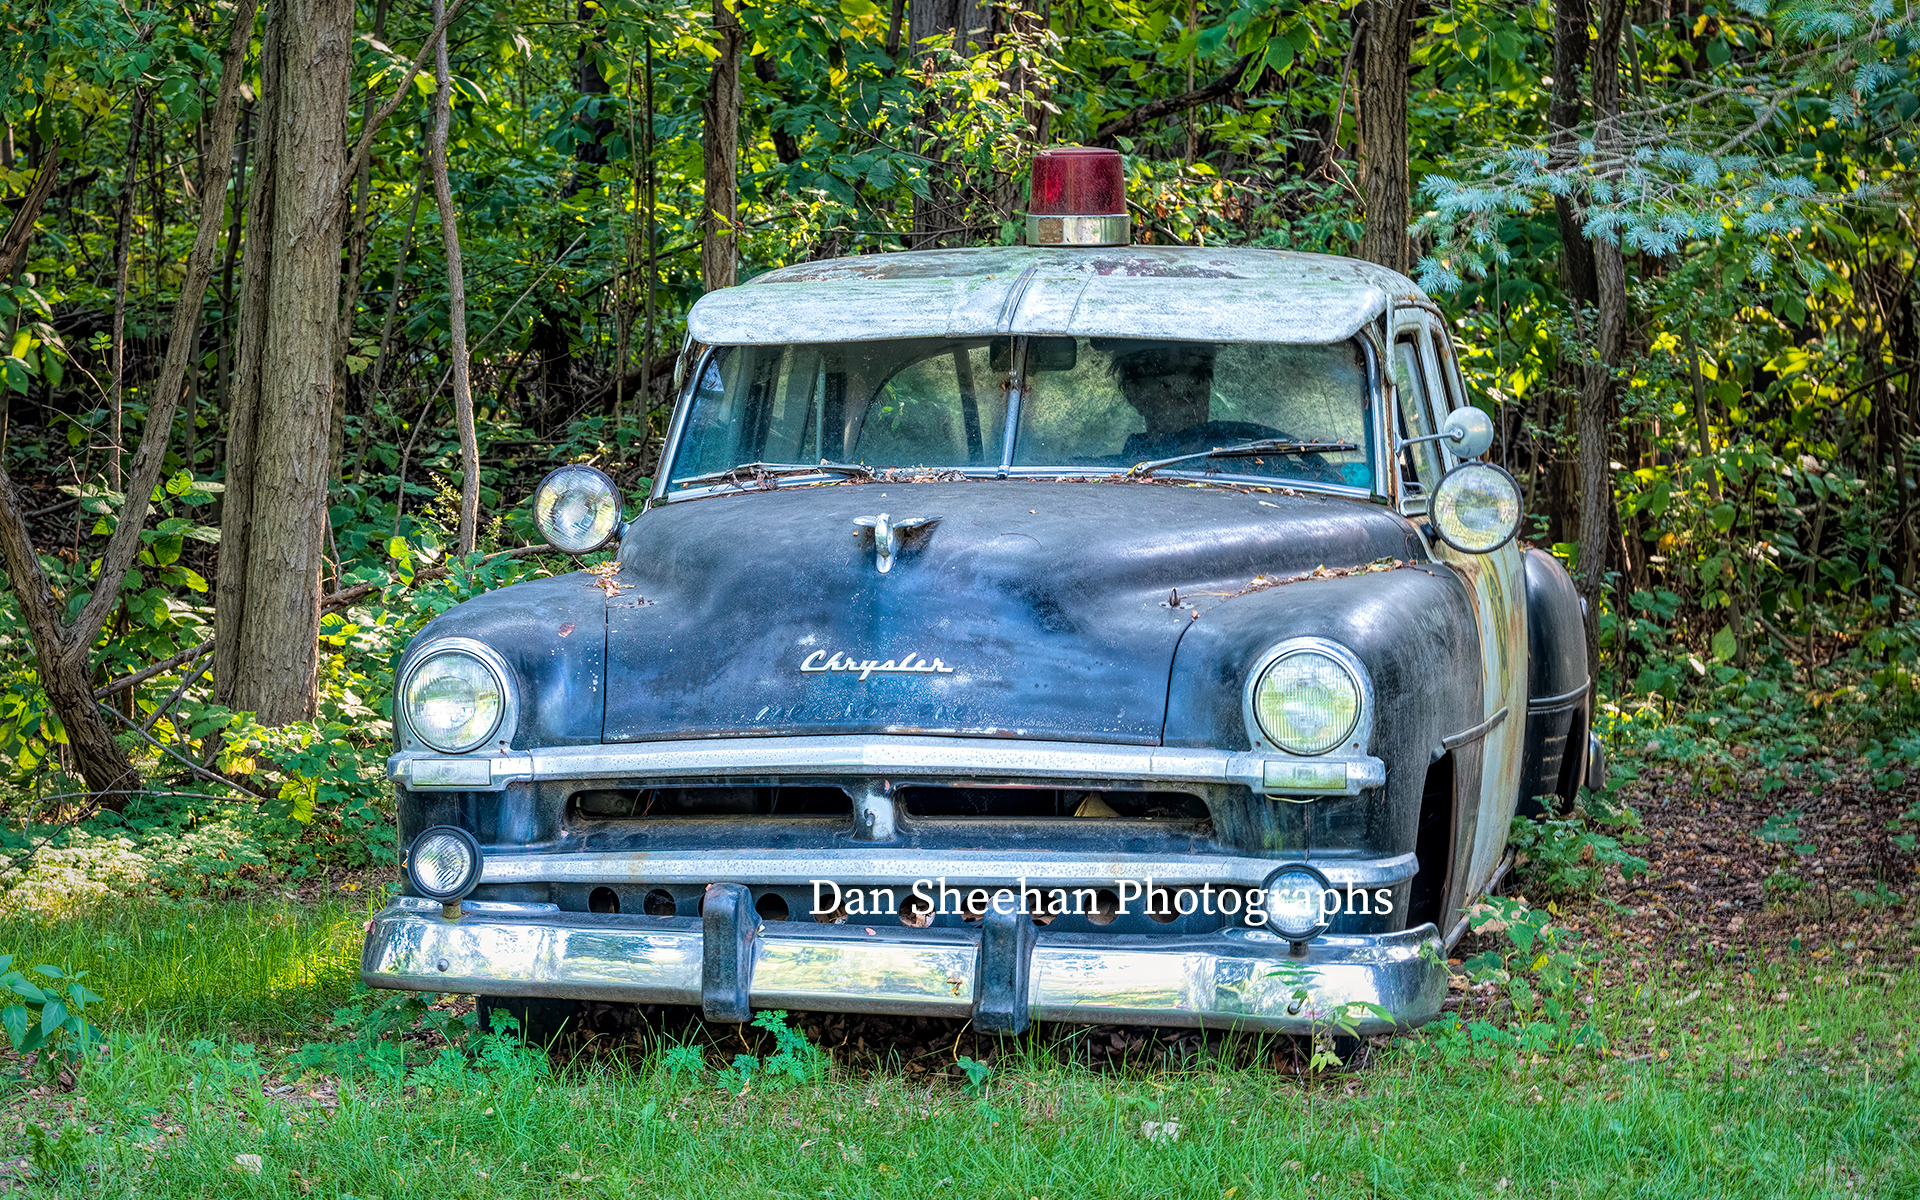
[0,954,104,1080]
[660,1010,828,1093]
[1417,896,1605,1065]
[287,987,549,1086]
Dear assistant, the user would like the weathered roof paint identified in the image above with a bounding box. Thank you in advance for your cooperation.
[685,246,1423,346]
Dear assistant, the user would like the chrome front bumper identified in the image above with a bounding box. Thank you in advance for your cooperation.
[361,896,1447,1035]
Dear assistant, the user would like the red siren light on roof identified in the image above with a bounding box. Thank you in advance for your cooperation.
[1026,146,1130,247]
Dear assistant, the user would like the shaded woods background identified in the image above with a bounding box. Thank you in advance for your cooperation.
[0,0,1917,893]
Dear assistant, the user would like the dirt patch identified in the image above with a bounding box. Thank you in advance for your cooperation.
[1559,756,1917,968]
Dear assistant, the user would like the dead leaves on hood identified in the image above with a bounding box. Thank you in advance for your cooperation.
[1188,557,1409,605]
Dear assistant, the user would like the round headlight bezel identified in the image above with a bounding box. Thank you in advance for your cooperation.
[407,825,483,903]
[533,464,624,555]
[400,639,515,754]
[1429,460,1522,555]
[1257,862,1335,942]
[1245,640,1370,758]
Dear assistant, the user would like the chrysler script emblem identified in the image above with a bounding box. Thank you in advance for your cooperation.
[853,512,938,573]
[801,649,955,680]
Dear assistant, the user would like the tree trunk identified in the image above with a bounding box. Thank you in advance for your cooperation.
[215,0,353,725]
[702,0,743,291]
[1549,0,1597,305]
[1357,0,1417,273]
[1573,0,1629,680]
[0,3,254,803]
[907,0,988,51]
[215,20,281,711]
[429,0,480,555]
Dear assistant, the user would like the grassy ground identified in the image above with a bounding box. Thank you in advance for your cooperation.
[3,749,1919,1198]
[1,890,1914,1198]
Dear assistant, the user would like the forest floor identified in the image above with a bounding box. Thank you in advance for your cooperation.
[0,756,1916,1197]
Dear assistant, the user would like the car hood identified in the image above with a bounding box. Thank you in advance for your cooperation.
[603,480,1424,744]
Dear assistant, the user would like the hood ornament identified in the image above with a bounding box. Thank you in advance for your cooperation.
[853,513,938,573]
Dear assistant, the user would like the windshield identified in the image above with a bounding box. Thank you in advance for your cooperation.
[666,336,1373,491]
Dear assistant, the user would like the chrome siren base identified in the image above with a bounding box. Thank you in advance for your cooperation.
[361,895,1447,1035]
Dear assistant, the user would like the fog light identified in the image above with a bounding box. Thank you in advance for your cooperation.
[1258,863,1334,944]
[407,826,483,904]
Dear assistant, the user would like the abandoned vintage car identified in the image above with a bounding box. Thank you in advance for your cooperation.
[361,147,1600,1038]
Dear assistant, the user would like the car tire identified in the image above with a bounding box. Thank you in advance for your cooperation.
[477,995,581,1045]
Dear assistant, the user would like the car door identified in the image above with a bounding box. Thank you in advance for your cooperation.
[1403,313,1529,898]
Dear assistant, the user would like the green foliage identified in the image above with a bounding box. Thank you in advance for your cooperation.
[1418,896,1606,1064]
[286,986,551,1087]
[0,954,104,1078]
[954,1054,992,1092]
[664,1010,827,1092]
[1509,808,1651,897]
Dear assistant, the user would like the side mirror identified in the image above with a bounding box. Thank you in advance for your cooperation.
[1440,406,1495,460]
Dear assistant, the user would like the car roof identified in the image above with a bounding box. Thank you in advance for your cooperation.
[685,245,1422,347]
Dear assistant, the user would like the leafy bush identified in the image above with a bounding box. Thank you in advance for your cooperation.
[1508,808,1651,897]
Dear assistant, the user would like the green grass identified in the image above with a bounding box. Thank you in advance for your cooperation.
[0,896,371,1034]
[5,898,1919,1198]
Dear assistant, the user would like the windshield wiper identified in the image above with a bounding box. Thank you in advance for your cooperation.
[1126,440,1359,479]
[675,461,875,489]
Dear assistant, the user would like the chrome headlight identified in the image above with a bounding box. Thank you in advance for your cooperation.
[1258,863,1335,942]
[533,464,623,554]
[407,825,482,903]
[1253,648,1362,756]
[403,645,504,753]
[1430,461,1521,554]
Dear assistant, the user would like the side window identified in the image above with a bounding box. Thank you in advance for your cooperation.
[1392,336,1442,498]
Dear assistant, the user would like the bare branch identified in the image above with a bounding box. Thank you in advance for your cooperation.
[94,639,214,700]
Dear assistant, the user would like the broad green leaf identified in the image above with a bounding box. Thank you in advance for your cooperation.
[39,997,66,1037]
[1711,626,1737,661]
[1262,35,1293,72]
[0,1004,27,1047]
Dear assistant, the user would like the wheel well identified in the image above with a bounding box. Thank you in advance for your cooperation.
[1405,751,1455,932]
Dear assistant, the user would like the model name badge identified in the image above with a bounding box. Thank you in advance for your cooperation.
[800,650,955,681]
